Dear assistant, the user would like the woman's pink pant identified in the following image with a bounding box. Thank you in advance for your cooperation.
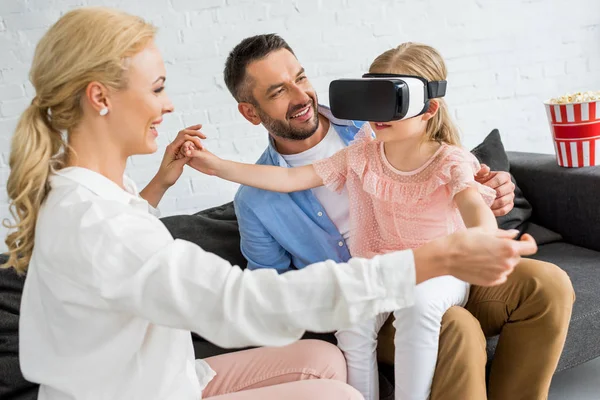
[203,339,362,399]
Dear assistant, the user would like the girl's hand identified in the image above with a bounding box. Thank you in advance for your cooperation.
[178,141,196,159]
[185,146,222,176]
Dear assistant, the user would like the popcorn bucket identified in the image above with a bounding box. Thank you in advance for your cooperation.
[544,92,600,168]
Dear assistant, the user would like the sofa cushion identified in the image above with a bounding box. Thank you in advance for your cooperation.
[161,202,245,268]
[0,258,39,400]
[486,242,600,373]
[523,222,563,246]
[508,151,600,252]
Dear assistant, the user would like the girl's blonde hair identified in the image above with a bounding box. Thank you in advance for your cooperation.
[369,42,460,146]
[3,8,156,274]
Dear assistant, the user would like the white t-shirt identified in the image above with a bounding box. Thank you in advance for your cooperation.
[282,123,352,240]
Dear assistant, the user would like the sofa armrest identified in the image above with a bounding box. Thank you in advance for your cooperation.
[508,151,600,252]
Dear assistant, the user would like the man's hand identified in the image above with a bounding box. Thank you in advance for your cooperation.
[475,164,516,217]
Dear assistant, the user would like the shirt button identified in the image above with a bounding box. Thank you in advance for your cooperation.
[338,241,344,247]
[317,212,323,217]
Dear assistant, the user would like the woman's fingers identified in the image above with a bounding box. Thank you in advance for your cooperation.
[181,128,207,139]
[513,233,537,256]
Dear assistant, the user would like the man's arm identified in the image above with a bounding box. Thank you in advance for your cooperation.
[475,165,516,217]
[234,195,293,273]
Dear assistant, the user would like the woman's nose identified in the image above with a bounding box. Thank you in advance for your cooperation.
[162,104,174,114]
[162,96,174,114]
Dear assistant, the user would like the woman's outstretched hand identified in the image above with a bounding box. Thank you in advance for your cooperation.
[414,228,538,287]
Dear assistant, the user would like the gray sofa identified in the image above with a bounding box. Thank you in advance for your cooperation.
[498,151,600,372]
[1,146,598,399]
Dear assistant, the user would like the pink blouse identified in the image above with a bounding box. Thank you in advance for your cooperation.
[313,127,496,259]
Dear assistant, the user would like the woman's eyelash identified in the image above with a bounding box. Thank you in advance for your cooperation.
[154,87,165,93]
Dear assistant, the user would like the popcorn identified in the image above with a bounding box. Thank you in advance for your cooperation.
[544,92,600,168]
[549,90,600,104]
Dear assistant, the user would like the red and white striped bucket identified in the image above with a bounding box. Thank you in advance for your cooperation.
[544,99,600,168]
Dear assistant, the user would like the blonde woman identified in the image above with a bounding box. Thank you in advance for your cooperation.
[4,7,536,400]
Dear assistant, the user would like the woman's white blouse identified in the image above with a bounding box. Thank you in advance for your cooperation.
[18,167,416,400]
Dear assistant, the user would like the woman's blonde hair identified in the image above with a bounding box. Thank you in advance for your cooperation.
[2,7,156,273]
[369,42,460,146]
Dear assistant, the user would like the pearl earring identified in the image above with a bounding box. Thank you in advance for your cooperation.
[99,107,109,116]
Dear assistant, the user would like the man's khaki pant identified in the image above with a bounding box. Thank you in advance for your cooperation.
[377,258,575,400]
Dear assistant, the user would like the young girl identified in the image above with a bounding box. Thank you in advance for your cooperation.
[182,43,497,400]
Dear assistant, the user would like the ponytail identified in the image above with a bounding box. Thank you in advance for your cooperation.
[1,7,156,273]
[2,101,66,274]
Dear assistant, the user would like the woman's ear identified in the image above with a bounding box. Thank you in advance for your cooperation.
[421,100,440,122]
[85,81,110,114]
[238,102,262,126]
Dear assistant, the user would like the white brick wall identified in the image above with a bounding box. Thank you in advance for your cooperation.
[1,0,599,251]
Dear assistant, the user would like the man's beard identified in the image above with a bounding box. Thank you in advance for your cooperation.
[256,96,320,141]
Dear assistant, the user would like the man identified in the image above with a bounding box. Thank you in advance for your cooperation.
[222,34,574,399]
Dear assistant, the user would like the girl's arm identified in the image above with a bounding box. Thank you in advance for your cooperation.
[220,161,323,193]
[186,146,324,193]
[454,188,498,231]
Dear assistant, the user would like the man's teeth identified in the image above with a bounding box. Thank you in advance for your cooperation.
[291,108,309,118]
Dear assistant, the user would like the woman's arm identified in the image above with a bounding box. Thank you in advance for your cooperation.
[139,177,169,209]
[81,210,417,348]
[78,207,534,349]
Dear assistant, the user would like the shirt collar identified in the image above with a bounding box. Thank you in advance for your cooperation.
[50,167,141,206]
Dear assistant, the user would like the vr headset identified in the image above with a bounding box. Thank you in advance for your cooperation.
[329,73,447,122]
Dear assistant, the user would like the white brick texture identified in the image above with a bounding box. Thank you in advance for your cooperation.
[1,0,599,251]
